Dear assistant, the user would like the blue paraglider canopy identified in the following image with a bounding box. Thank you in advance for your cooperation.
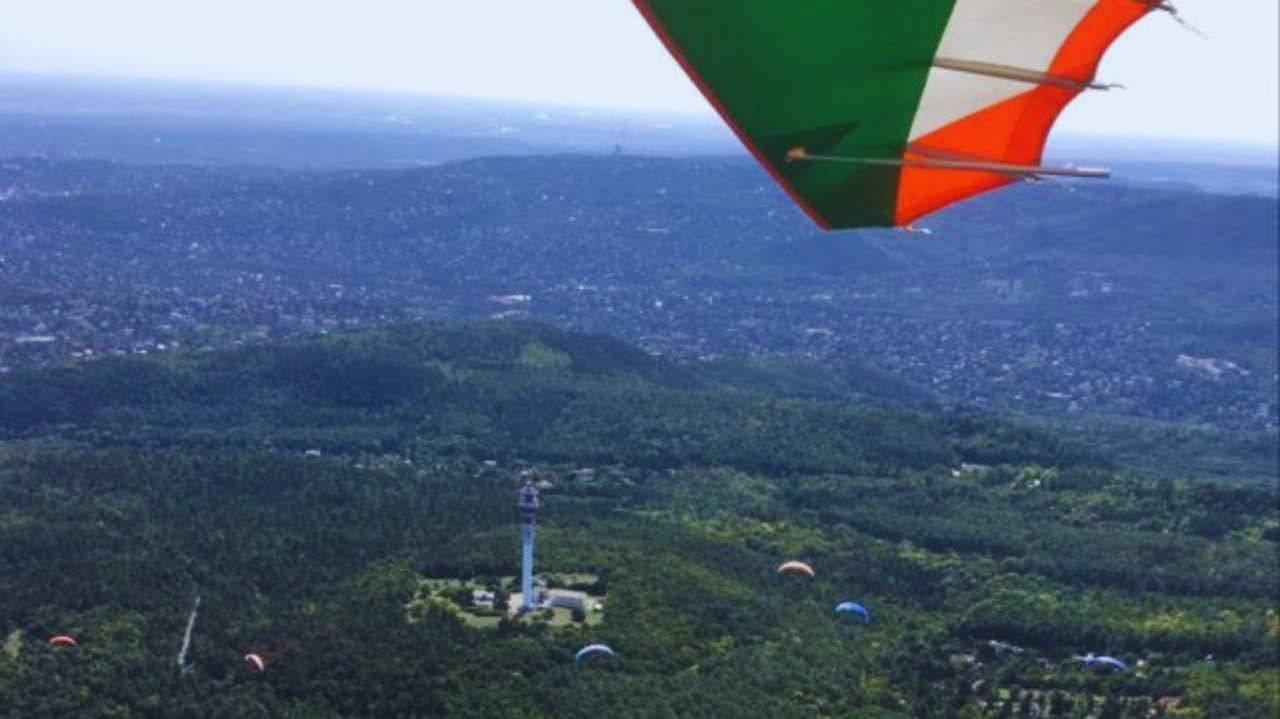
[835,601,870,621]
[1081,653,1129,672]
[575,644,615,662]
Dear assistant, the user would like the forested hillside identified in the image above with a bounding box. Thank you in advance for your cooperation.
[1,321,1275,718]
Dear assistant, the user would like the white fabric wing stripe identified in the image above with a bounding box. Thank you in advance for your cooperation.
[909,0,1098,141]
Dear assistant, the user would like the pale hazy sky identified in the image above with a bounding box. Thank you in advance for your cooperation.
[0,0,1276,145]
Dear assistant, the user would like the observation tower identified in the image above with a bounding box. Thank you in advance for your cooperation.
[518,475,540,610]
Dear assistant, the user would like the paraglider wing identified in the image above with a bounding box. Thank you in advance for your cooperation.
[574,644,615,662]
[1085,652,1126,670]
[777,561,816,578]
[835,601,871,622]
[47,635,77,647]
[244,653,266,673]
[632,0,1160,229]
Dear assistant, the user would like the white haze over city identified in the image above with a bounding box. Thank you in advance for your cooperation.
[0,0,1275,148]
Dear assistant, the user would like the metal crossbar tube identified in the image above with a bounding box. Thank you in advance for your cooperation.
[785,147,1111,179]
[932,57,1119,91]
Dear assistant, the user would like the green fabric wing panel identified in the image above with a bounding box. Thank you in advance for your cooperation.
[635,0,957,228]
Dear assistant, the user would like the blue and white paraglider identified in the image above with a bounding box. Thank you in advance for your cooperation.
[575,644,615,663]
[1080,653,1129,672]
[835,601,871,622]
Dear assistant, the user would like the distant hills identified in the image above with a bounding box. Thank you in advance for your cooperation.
[0,78,1274,434]
[0,153,1275,432]
[1,75,1274,196]
[0,75,737,167]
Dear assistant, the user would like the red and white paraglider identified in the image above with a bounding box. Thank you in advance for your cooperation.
[777,560,816,578]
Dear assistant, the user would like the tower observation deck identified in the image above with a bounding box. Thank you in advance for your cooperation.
[518,476,540,610]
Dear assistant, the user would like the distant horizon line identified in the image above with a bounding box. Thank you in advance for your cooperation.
[2,69,1277,155]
